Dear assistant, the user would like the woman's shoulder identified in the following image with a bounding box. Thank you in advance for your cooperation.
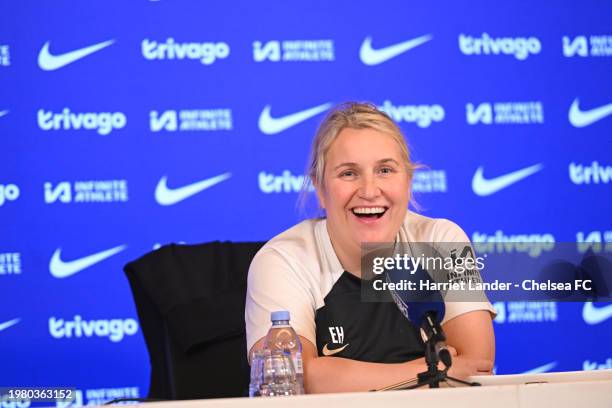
[251,218,334,271]
[263,218,322,253]
[402,211,470,243]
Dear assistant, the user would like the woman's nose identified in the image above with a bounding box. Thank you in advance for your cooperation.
[358,175,381,199]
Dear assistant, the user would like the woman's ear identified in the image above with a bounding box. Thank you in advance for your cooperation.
[313,177,326,209]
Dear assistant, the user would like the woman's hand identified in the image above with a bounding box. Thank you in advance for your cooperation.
[447,355,494,379]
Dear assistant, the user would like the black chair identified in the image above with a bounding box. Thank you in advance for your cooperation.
[124,241,265,400]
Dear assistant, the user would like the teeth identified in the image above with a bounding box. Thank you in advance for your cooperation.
[352,207,386,215]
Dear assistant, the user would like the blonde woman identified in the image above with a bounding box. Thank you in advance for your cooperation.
[246,102,495,393]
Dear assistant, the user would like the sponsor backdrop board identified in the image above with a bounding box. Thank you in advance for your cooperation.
[1,0,611,404]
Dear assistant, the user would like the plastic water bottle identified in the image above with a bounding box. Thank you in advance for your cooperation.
[264,310,305,395]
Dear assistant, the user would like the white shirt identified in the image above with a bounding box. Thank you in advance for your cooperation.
[245,211,495,355]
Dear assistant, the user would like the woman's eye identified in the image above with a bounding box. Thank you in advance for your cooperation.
[380,167,394,174]
[341,171,355,177]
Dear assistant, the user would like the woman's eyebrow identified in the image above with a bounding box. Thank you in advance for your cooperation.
[333,162,357,171]
[378,158,400,165]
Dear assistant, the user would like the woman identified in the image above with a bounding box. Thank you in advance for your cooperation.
[245,102,495,393]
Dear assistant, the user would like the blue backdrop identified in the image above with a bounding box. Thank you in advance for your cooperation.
[1,1,611,405]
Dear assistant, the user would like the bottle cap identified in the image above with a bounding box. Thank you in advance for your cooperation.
[271,310,290,322]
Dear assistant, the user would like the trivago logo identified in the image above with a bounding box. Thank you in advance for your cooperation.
[459,33,541,60]
[569,161,611,184]
[142,38,230,65]
[0,183,20,206]
[472,230,555,257]
[37,108,127,135]
[583,358,612,370]
[49,315,138,342]
[259,170,314,193]
[378,100,444,128]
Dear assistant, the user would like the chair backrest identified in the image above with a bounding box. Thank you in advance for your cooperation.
[124,241,265,400]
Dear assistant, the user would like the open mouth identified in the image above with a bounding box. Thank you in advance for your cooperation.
[351,206,387,220]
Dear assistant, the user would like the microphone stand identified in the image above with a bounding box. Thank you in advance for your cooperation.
[411,333,479,389]
[374,321,481,391]
[411,320,482,389]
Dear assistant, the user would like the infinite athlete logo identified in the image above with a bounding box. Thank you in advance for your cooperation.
[155,173,231,206]
[38,39,115,71]
[466,102,544,125]
[472,164,544,196]
[563,35,612,58]
[49,245,127,278]
[253,40,335,62]
[258,103,331,135]
[44,180,129,204]
[359,35,432,66]
[412,170,447,193]
[0,44,10,66]
[0,252,21,275]
[149,109,233,132]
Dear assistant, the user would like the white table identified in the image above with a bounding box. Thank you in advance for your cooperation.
[139,370,612,408]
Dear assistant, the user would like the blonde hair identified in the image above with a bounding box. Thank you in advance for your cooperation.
[299,102,420,213]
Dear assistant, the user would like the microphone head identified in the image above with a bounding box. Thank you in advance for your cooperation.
[406,301,446,327]
[384,244,446,327]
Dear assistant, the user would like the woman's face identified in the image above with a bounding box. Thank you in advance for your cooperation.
[317,127,411,252]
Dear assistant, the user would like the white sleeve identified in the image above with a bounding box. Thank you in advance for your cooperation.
[245,247,317,356]
[432,219,497,324]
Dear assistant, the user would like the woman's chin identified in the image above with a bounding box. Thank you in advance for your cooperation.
[355,231,394,244]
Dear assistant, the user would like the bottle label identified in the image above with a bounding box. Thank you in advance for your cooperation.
[293,352,303,374]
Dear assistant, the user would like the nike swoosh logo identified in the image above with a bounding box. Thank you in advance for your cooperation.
[0,318,20,333]
[521,361,557,374]
[322,343,349,356]
[155,173,232,206]
[0,110,9,118]
[582,302,612,325]
[50,245,127,278]
[569,98,612,128]
[38,39,115,71]
[359,35,433,66]
[258,103,332,135]
[472,164,544,196]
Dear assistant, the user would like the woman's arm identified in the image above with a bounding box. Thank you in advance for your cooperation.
[249,309,495,393]
[302,310,494,392]
[443,310,495,378]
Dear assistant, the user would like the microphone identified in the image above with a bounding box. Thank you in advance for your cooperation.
[411,304,452,368]
[384,248,453,368]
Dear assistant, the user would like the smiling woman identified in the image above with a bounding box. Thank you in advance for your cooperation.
[245,102,496,393]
